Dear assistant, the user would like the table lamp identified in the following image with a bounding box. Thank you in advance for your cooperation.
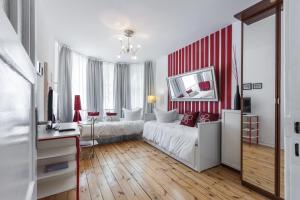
[73,95,82,122]
[147,95,157,104]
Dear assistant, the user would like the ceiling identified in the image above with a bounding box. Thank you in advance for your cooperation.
[36,0,259,63]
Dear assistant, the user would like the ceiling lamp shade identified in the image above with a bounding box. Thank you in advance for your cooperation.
[147,96,157,104]
[74,95,82,110]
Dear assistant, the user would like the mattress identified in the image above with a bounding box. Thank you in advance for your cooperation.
[143,121,198,165]
[80,119,144,138]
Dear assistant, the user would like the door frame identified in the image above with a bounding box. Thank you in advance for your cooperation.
[234,0,283,199]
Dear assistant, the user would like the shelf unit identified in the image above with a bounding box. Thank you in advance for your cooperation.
[37,123,80,200]
[242,114,260,144]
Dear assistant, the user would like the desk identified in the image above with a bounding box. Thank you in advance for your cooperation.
[37,123,80,200]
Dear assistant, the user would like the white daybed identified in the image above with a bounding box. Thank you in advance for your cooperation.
[143,120,221,172]
[80,119,144,139]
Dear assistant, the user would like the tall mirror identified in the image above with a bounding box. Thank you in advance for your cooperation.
[280,9,284,200]
[242,14,276,194]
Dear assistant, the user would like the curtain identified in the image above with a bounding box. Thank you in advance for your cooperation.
[113,63,131,117]
[143,61,155,113]
[58,46,73,122]
[71,51,87,118]
[103,62,115,112]
[130,63,144,109]
[86,58,104,115]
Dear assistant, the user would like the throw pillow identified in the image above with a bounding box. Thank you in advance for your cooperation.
[198,112,219,123]
[154,108,178,123]
[106,112,117,116]
[180,112,199,127]
[123,108,142,121]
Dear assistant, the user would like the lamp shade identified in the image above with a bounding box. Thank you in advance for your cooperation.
[74,95,82,110]
[147,96,156,104]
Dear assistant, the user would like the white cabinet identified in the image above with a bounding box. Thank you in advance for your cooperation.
[221,110,241,171]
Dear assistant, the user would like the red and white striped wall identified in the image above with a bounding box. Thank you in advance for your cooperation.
[168,25,233,115]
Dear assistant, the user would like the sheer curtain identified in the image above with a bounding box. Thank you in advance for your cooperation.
[103,62,114,112]
[130,63,144,109]
[57,45,73,122]
[71,52,87,114]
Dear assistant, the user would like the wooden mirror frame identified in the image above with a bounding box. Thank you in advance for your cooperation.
[234,0,283,199]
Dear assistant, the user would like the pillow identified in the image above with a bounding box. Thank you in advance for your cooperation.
[198,112,219,123]
[154,108,178,123]
[180,112,199,127]
[106,112,117,116]
[123,108,142,121]
[199,81,211,91]
[105,115,120,122]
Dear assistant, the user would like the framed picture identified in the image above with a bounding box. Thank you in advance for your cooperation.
[253,83,263,89]
[243,83,252,90]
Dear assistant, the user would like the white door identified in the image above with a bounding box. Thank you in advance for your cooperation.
[284,0,300,199]
[0,9,37,200]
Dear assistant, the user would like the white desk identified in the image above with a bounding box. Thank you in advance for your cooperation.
[37,123,80,200]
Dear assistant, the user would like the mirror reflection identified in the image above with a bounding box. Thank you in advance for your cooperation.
[168,67,218,101]
[242,15,276,194]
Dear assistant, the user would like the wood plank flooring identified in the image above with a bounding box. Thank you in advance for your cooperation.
[243,143,284,197]
[40,140,268,200]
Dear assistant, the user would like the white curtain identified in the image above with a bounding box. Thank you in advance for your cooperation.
[86,58,103,114]
[113,63,131,116]
[143,61,155,113]
[103,62,114,112]
[130,63,144,109]
[71,52,88,114]
[57,46,73,122]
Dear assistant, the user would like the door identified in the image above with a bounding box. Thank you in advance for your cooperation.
[284,0,300,199]
[0,9,37,200]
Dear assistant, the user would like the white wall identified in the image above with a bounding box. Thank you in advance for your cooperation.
[243,15,276,147]
[35,0,57,121]
[155,55,168,111]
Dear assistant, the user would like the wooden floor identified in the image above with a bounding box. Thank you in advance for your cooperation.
[41,140,268,200]
[243,143,284,197]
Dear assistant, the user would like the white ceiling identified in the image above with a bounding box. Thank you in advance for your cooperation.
[36,0,259,63]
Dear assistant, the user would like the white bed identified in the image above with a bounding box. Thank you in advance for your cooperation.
[143,120,221,172]
[80,119,144,139]
[143,120,198,166]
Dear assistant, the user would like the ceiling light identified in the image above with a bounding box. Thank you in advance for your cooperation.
[117,55,121,59]
[117,29,141,59]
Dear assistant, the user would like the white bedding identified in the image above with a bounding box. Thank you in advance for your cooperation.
[143,121,198,165]
[80,119,144,138]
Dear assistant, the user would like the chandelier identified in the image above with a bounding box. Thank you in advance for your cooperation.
[117,29,141,60]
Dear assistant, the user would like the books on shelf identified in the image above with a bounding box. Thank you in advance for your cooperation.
[45,162,68,173]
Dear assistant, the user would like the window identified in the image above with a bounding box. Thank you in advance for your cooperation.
[71,52,88,111]
[130,63,144,109]
[103,62,115,112]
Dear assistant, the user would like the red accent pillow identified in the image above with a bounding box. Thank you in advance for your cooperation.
[88,112,100,117]
[180,112,199,127]
[199,81,211,91]
[106,112,117,116]
[186,89,193,94]
[198,112,219,123]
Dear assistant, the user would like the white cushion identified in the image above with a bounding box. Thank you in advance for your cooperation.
[105,115,120,122]
[123,108,143,121]
[154,108,178,123]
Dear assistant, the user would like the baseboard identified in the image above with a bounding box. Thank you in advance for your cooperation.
[221,164,241,174]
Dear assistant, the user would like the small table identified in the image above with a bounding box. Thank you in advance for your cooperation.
[37,122,80,200]
[79,118,99,158]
